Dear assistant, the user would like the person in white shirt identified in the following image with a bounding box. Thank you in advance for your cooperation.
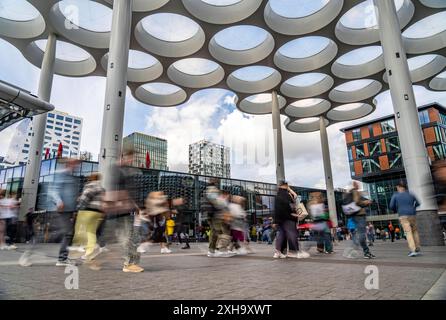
[0,190,19,250]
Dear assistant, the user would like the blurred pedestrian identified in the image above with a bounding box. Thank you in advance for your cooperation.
[273,181,309,259]
[146,191,171,254]
[228,195,249,255]
[389,182,421,257]
[203,179,233,257]
[172,198,190,249]
[342,181,375,259]
[48,158,81,266]
[0,190,19,250]
[388,221,395,242]
[367,222,375,246]
[72,173,105,265]
[307,192,333,254]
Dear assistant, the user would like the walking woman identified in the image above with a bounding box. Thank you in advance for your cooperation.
[307,192,333,254]
[273,181,309,259]
[72,173,105,263]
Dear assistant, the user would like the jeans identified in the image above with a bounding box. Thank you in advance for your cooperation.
[352,215,370,255]
[126,215,142,265]
[275,220,299,253]
[262,229,272,244]
[315,222,333,253]
[399,216,420,252]
[57,212,76,261]
[367,233,375,243]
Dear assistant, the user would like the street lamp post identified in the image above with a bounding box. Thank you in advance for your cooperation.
[374,0,444,245]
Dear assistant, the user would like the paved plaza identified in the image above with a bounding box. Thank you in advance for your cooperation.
[0,240,445,300]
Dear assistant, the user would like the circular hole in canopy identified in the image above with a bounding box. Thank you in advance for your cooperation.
[278,36,331,59]
[269,0,331,19]
[214,25,269,51]
[340,0,405,29]
[232,66,276,82]
[285,73,328,87]
[142,83,182,95]
[58,0,112,32]
[35,39,91,62]
[403,11,446,39]
[336,46,382,66]
[0,0,40,21]
[141,13,200,42]
[335,79,375,92]
[172,58,220,76]
[128,50,159,69]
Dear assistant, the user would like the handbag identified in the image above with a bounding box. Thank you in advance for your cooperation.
[293,202,309,221]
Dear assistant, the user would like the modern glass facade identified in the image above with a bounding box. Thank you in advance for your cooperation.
[341,103,446,225]
[123,132,168,170]
[0,159,345,234]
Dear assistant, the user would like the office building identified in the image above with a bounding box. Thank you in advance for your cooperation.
[3,110,82,165]
[123,132,168,170]
[341,102,446,226]
[189,140,230,178]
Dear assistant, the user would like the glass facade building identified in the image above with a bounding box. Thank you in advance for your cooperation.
[341,102,446,226]
[0,159,344,235]
[123,132,168,170]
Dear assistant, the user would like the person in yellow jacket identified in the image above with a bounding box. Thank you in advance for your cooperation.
[166,215,176,245]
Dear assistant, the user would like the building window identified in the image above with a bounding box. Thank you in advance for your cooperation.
[347,147,353,161]
[56,122,63,126]
[434,126,446,143]
[44,136,51,140]
[389,153,403,169]
[433,144,446,160]
[65,117,73,123]
[418,110,430,125]
[47,119,54,124]
[381,119,396,134]
[440,112,446,125]
[370,158,381,173]
[48,113,54,118]
[55,127,62,131]
[352,129,361,142]
[368,141,381,156]
[22,149,29,154]
[362,159,372,174]
[56,115,64,120]
[356,145,366,159]
[64,129,70,132]
[386,136,400,152]
[65,124,72,128]
[72,142,79,146]
[24,143,30,148]
[46,125,53,129]
[74,119,81,125]
[349,162,355,176]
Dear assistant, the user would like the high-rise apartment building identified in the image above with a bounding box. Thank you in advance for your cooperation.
[123,132,168,170]
[189,140,230,178]
[4,110,83,165]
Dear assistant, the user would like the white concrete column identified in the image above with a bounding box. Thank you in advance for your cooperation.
[319,117,338,227]
[374,0,443,245]
[19,33,57,221]
[99,0,133,191]
[271,91,285,185]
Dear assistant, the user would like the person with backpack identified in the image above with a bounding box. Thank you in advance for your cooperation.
[342,181,376,259]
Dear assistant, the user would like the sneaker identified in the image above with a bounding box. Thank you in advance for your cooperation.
[298,251,310,258]
[18,255,32,267]
[207,251,216,257]
[237,247,248,255]
[0,245,7,250]
[6,244,17,250]
[215,250,235,258]
[85,260,102,271]
[99,247,110,253]
[122,264,144,273]
[137,245,147,253]
[181,245,190,250]
[273,251,287,259]
[56,259,76,267]
[364,252,376,259]
[408,251,418,257]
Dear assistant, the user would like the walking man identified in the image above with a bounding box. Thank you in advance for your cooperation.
[389,182,421,257]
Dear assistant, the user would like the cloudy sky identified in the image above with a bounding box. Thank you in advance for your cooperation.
[1,0,446,190]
